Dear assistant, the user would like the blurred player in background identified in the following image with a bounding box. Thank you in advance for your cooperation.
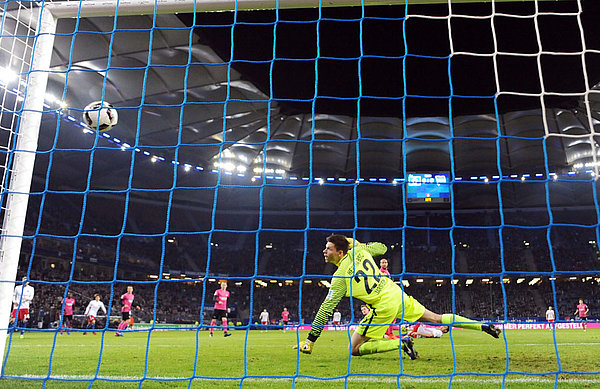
[60,292,75,335]
[116,286,137,337]
[282,307,290,332]
[83,294,107,335]
[332,309,342,328]
[11,276,34,338]
[379,258,390,277]
[295,235,501,360]
[210,281,231,337]
[408,323,449,338]
[545,306,555,329]
[379,258,397,339]
[259,309,270,331]
[574,299,589,331]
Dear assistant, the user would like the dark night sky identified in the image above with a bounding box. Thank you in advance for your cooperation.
[179,0,600,118]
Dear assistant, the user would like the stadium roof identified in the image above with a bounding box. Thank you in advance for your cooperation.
[15,2,600,212]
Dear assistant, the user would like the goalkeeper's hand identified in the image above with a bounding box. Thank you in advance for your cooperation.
[293,339,314,354]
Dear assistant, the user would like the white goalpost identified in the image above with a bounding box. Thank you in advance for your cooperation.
[0,4,57,369]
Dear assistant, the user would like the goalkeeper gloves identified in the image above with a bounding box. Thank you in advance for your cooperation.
[293,339,314,354]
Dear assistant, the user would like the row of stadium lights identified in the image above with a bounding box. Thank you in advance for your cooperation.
[171,240,588,249]
[90,125,595,184]
[454,240,597,249]
[1,75,597,183]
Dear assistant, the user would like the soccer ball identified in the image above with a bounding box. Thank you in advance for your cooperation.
[83,101,118,132]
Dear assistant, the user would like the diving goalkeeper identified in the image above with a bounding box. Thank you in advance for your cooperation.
[295,234,501,359]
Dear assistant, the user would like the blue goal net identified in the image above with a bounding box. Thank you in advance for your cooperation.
[0,0,599,387]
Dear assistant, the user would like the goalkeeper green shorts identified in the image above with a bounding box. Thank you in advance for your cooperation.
[356,287,425,339]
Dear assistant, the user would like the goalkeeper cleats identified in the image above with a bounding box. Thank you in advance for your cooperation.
[482,324,501,338]
[224,332,232,337]
[401,337,418,360]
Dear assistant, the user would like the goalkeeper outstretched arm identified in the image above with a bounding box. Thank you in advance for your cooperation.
[362,241,387,257]
[295,276,346,354]
[346,239,387,258]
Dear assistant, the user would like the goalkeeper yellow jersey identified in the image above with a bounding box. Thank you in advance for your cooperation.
[307,242,399,342]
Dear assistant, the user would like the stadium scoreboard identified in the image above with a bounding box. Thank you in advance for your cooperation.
[406,172,450,203]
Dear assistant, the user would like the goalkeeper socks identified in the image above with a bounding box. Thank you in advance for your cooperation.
[441,313,482,331]
[223,318,228,332]
[210,319,216,334]
[358,339,400,355]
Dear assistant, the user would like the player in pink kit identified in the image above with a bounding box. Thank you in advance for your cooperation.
[574,299,589,331]
[210,281,231,337]
[60,292,75,335]
[116,286,136,337]
[379,258,398,339]
[379,258,391,277]
[282,307,290,332]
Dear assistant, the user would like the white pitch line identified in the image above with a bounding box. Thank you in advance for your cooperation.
[10,375,600,384]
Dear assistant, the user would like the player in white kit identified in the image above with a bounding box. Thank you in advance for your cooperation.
[83,294,107,335]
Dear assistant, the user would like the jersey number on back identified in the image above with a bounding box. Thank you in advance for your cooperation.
[353,257,381,294]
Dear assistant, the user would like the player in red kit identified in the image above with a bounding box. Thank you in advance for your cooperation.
[60,292,75,335]
[210,281,231,337]
[116,286,137,337]
[83,294,106,335]
[545,306,556,330]
[574,299,589,331]
[408,323,449,338]
[11,277,34,338]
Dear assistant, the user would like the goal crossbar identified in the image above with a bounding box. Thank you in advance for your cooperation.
[44,0,567,18]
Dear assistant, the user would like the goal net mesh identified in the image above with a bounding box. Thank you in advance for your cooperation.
[0,0,599,386]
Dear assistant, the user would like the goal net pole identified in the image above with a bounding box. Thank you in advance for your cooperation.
[0,7,57,370]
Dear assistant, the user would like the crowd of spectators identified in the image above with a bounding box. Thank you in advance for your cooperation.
[11,203,600,329]
[18,265,599,329]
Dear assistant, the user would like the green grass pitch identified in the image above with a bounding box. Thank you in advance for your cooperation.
[0,328,599,388]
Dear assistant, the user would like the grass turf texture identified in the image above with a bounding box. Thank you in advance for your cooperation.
[0,328,599,388]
